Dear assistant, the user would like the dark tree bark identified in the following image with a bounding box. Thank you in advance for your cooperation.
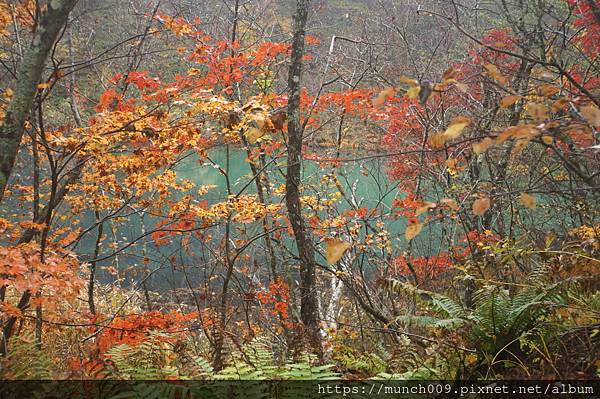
[285,0,322,355]
[0,0,78,203]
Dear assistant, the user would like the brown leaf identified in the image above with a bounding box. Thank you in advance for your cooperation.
[430,132,447,149]
[537,84,560,97]
[325,239,352,265]
[440,198,459,211]
[472,138,494,155]
[443,116,471,140]
[442,66,457,81]
[519,192,536,209]
[496,124,538,144]
[271,110,287,130]
[399,76,419,87]
[415,201,436,216]
[511,138,531,156]
[405,221,423,241]
[580,105,600,128]
[551,98,570,113]
[500,95,521,108]
[472,196,491,216]
[483,64,508,85]
[525,102,548,123]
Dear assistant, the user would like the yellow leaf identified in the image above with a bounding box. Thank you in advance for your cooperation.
[443,116,471,140]
[500,95,521,108]
[440,198,459,210]
[4,88,13,98]
[541,135,553,145]
[430,132,447,148]
[405,222,423,241]
[520,192,536,209]
[525,102,548,123]
[472,137,494,155]
[406,86,421,99]
[465,353,478,365]
[445,158,458,169]
[373,87,396,108]
[580,105,600,128]
[483,64,507,85]
[245,127,264,144]
[325,239,352,265]
[472,196,491,216]
[37,82,49,90]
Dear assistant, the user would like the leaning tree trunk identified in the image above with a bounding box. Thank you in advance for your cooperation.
[0,0,78,204]
[285,0,322,356]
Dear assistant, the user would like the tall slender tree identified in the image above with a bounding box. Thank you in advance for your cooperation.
[0,0,78,203]
[285,0,321,355]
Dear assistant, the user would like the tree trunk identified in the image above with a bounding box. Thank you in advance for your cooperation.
[285,0,322,355]
[0,0,78,203]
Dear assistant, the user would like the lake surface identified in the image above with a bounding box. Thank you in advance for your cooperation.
[89,146,410,289]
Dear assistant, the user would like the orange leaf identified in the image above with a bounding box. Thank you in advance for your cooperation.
[399,76,419,87]
[519,193,536,209]
[525,102,548,123]
[325,239,352,265]
[580,105,600,128]
[373,87,396,108]
[440,198,459,211]
[442,66,457,81]
[541,135,553,145]
[472,196,491,216]
[443,116,471,140]
[500,95,521,108]
[537,84,560,97]
[415,201,436,216]
[472,138,494,155]
[430,132,447,148]
[405,221,423,241]
[483,64,507,85]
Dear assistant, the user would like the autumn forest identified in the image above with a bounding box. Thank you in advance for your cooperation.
[0,0,599,395]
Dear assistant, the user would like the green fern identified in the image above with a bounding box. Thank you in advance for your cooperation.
[1,333,52,379]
